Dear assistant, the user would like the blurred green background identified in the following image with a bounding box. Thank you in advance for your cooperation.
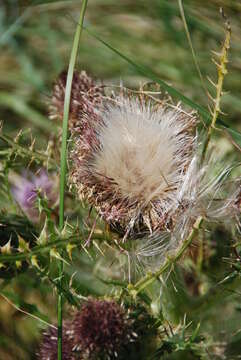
[0,0,240,359]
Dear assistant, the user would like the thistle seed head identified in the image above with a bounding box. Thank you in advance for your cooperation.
[70,94,196,236]
[50,69,240,270]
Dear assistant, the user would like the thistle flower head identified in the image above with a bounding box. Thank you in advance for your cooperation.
[12,170,57,222]
[37,299,156,360]
[72,298,132,359]
[71,95,196,236]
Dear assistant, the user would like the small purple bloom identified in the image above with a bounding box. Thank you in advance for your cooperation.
[12,170,57,222]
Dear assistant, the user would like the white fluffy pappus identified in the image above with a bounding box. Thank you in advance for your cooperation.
[94,98,194,206]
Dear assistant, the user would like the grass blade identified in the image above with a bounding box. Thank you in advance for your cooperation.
[58,1,88,359]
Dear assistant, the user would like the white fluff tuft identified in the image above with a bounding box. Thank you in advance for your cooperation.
[135,154,241,271]
[93,98,194,207]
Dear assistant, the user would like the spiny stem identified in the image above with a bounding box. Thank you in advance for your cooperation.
[0,232,105,264]
[201,10,231,162]
[58,1,88,359]
[129,217,203,297]
[0,133,56,167]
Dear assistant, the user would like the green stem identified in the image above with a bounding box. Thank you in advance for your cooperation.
[129,217,203,297]
[201,16,231,162]
[58,1,88,359]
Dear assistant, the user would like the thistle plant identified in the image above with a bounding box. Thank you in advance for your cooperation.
[0,214,37,278]
[52,69,240,278]
[0,2,241,360]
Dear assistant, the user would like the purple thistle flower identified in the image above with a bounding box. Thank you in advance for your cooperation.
[12,170,57,222]
[37,299,156,360]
